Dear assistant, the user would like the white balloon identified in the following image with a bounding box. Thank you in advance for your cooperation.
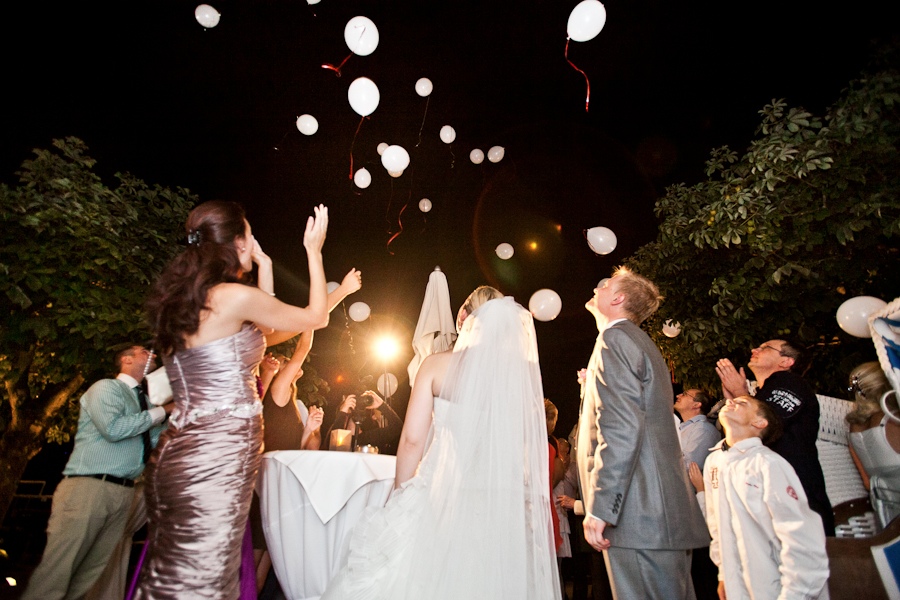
[377,142,388,155]
[344,16,379,56]
[353,168,371,189]
[381,145,410,172]
[347,77,379,117]
[567,0,607,42]
[662,320,682,338]
[487,146,505,163]
[529,289,563,322]
[307,0,321,4]
[837,296,887,338]
[295,114,318,135]
[495,243,514,260]
[388,170,403,178]
[415,78,433,97]
[194,4,221,28]
[470,149,485,164]
[327,281,340,294]
[377,373,399,397]
[348,301,371,322]
[419,198,432,213]
[440,125,456,144]
[586,226,617,255]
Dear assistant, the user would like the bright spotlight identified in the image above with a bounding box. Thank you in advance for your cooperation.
[374,336,399,361]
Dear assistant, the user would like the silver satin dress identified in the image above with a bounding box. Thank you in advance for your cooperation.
[136,324,265,599]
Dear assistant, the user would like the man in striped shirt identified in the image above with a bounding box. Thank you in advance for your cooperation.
[23,345,172,600]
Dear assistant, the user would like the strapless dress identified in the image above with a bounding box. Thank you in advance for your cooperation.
[136,324,265,600]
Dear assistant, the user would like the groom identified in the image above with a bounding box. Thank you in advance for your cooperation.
[576,268,707,599]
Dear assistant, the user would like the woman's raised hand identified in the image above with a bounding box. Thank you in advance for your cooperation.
[361,390,384,409]
[306,406,324,432]
[340,268,363,294]
[250,236,271,267]
[339,394,357,414]
[303,204,328,254]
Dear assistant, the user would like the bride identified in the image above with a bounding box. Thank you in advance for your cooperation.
[322,287,561,600]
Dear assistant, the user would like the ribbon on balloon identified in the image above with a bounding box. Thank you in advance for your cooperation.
[416,96,430,148]
[564,0,607,112]
[321,53,353,77]
[348,116,366,180]
[565,38,591,112]
[386,202,408,256]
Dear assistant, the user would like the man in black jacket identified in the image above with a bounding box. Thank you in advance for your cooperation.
[716,339,835,536]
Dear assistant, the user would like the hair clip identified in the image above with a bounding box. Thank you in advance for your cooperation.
[848,374,865,397]
[187,230,202,246]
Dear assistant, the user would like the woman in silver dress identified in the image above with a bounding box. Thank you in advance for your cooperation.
[138,201,331,599]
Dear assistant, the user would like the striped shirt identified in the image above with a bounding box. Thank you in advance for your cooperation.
[63,373,167,480]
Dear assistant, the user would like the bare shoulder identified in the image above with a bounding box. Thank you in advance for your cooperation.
[422,350,454,369]
[208,282,256,306]
[188,283,256,346]
[420,351,453,376]
[417,351,453,393]
[849,421,866,434]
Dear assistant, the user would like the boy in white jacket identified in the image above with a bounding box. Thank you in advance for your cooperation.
[704,395,829,599]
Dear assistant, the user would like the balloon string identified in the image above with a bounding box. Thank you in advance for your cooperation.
[272,130,289,151]
[348,116,365,180]
[322,53,353,77]
[450,144,455,169]
[341,304,355,355]
[564,37,591,112]
[415,96,430,148]
[387,202,408,255]
[385,176,395,231]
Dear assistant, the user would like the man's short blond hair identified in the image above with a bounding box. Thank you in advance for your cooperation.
[612,266,662,324]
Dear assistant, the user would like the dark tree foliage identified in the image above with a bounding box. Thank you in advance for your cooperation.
[628,54,900,398]
[0,138,195,521]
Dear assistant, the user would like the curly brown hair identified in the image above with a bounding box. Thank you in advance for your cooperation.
[146,201,252,355]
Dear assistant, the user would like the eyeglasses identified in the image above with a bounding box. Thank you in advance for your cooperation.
[755,344,786,356]
[848,375,866,398]
[678,392,698,401]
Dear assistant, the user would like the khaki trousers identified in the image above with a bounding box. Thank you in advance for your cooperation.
[22,476,134,600]
[85,481,147,600]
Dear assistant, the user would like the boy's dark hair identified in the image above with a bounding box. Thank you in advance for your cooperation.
[749,396,783,446]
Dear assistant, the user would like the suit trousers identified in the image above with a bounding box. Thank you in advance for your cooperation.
[605,547,695,600]
[22,477,134,600]
[85,481,148,600]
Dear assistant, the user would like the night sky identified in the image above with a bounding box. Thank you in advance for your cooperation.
[3,0,893,433]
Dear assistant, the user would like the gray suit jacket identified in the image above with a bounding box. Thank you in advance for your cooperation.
[576,320,708,549]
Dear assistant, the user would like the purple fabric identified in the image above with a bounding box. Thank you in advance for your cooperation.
[125,542,149,600]
[240,519,257,600]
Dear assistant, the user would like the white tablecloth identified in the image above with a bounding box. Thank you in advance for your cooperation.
[258,450,396,600]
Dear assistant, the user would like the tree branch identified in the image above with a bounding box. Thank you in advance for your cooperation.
[42,374,85,419]
[4,346,35,430]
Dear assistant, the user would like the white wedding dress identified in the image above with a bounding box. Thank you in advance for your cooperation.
[321,297,560,600]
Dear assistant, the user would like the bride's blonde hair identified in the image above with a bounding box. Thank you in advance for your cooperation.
[456,286,503,332]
